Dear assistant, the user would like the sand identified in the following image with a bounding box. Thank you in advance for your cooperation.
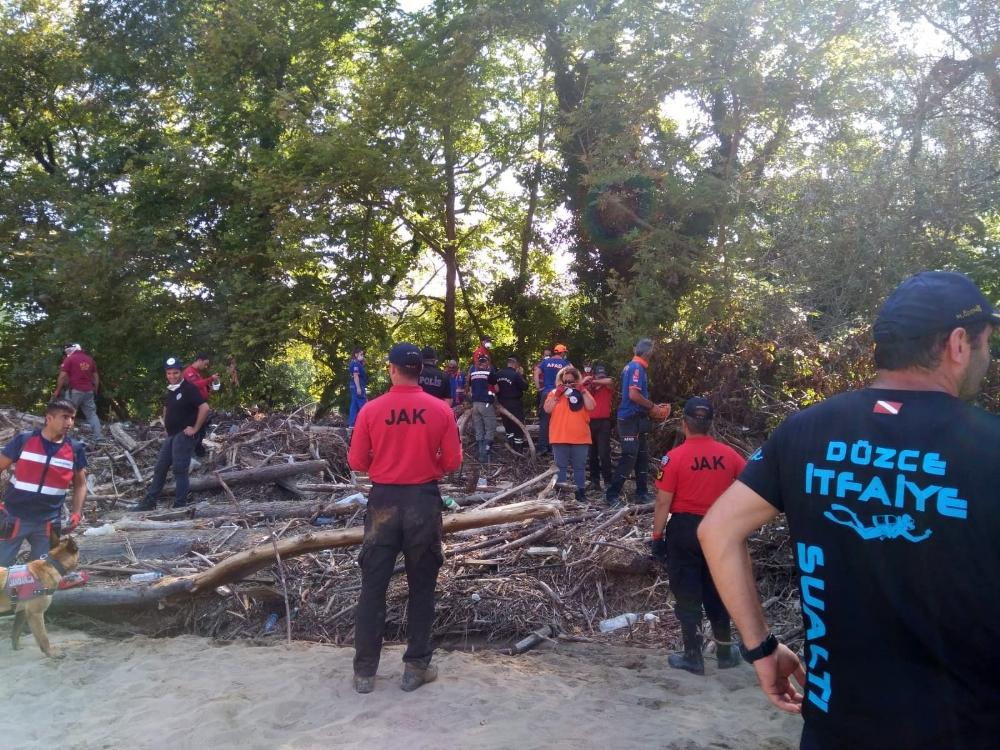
[0,626,802,750]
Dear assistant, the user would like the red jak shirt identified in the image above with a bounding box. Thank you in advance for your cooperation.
[61,351,98,392]
[348,385,463,485]
[586,384,614,420]
[183,365,214,400]
[654,434,747,516]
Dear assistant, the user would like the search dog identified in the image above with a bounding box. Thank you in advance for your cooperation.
[0,529,79,657]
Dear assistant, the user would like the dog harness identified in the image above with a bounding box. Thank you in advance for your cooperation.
[3,556,67,602]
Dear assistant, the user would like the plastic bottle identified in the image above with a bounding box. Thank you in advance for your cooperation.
[598,613,639,633]
[129,571,163,583]
[264,613,280,633]
[441,496,460,510]
[334,492,367,507]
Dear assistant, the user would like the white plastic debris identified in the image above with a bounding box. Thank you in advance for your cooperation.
[83,523,117,536]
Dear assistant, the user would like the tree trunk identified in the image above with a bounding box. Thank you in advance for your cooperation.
[159,460,328,496]
[443,122,459,358]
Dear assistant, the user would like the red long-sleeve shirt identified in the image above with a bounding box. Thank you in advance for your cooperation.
[348,385,462,484]
[182,365,214,400]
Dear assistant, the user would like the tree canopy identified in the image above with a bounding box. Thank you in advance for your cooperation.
[1,0,997,417]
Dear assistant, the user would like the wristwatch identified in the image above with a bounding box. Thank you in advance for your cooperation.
[739,632,779,663]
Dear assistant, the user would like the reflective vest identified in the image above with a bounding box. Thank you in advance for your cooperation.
[4,432,75,520]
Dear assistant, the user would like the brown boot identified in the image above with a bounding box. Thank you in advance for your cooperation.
[400,663,438,692]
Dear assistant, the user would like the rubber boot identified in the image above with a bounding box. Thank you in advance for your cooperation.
[712,620,742,669]
[668,622,705,675]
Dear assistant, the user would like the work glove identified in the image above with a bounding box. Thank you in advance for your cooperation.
[65,512,82,533]
[648,537,668,563]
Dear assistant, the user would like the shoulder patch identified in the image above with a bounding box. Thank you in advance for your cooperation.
[660,454,670,466]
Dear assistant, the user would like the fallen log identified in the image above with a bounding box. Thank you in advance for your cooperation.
[145,498,366,522]
[477,467,557,510]
[160,459,328,495]
[109,422,139,451]
[53,500,563,609]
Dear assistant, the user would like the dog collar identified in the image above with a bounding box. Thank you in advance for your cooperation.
[41,554,68,578]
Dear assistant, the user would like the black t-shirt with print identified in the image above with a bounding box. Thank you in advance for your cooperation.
[418,365,451,400]
[163,379,206,436]
[740,388,1000,750]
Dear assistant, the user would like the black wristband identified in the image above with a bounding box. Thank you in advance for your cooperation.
[739,632,779,663]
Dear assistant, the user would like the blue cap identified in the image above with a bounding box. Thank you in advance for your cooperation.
[388,343,422,375]
[163,356,182,370]
[874,272,999,341]
[683,397,713,420]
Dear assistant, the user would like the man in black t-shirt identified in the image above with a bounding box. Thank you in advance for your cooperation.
[699,272,1000,750]
[134,356,209,511]
[496,356,529,453]
[418,346,451,402]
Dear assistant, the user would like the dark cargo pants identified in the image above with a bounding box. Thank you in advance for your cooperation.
[353,483,444,677]
[664,512,729,630]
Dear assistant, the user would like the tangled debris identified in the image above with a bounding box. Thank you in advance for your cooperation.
[0,407,802,655]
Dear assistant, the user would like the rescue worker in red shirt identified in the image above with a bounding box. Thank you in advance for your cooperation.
[471,335,493,367]
[53,343,103,441]
[182,353,220,399]
[651,397,746,675]
[348,342,463,694]
[583,363,615,490]
[0,400,87,566]
[183,353,220,457]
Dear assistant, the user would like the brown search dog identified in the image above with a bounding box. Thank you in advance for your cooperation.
[0,529,79,657]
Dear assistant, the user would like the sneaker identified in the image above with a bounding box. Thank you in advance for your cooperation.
[171,500,188,509]
[353,674,375,694]
[400,664,438,692]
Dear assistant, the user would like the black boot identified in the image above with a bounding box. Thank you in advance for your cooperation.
[575,488,587,503]
[668,622,705,675]
[712,620,742,669]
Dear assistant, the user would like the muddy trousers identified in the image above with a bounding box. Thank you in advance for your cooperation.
[353,483,444,678]
[665,513,732,646]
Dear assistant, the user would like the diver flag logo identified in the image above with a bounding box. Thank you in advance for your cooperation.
[873,400,903,415]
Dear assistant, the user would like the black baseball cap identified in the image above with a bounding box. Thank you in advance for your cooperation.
[873,271,1000,342]
[421,346,437,363]
[163,355,182,370]
[683,397,713,421]
[388,343,422,375]
[593,364,607,376]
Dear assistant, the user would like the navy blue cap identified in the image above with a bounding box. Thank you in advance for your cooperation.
[421,346,437,363]
[593,364,607,376]
[388,343,422,375]
[683,397,713,420]
[163,356,182,370]
[874,271,1000,341]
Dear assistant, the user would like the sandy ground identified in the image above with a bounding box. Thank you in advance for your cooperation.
[0,626,802,750]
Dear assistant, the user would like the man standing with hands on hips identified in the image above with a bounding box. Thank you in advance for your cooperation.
[348,343,462,694]
[699,271,1000,750]
[134,356,208,511]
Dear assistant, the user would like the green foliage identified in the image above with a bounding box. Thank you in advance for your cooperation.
[0,0,997,421]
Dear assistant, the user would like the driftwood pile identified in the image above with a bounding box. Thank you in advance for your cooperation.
[0,407,802,655]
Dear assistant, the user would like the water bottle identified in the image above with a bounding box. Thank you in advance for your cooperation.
[598,613,639,633]
[264,613,280,633]
[441,496,459,510]
[334,492,367,506]
[129,571,163,583]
